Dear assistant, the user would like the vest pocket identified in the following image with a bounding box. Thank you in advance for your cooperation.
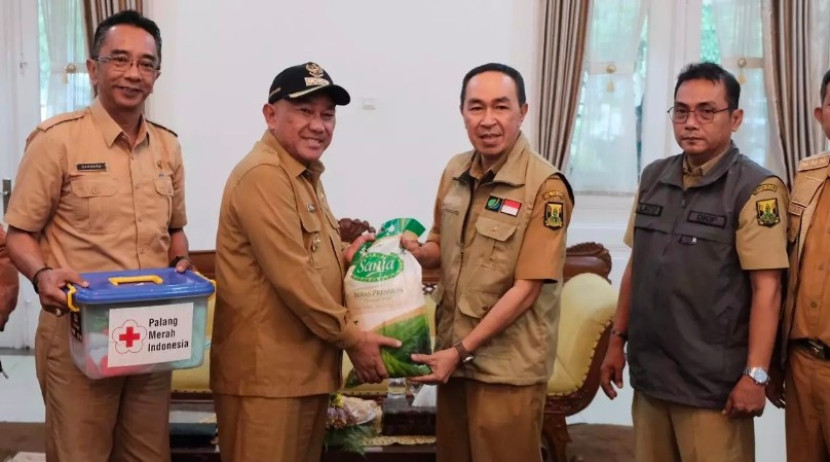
[474,216,518,269]
[458,290,500,319]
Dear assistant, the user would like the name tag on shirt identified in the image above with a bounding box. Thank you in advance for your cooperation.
[687,211,726,228]
[636,203,662,217]
[76,162,107,172]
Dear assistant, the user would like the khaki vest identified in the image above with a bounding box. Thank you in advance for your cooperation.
[780,152,830,360]
[435,136,568,385]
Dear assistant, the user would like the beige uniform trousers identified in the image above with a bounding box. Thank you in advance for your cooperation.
[785,347,830,462]
[632,391,754,462]
[37,313,172,462]
[436,377,547,462]
[214,393,329,462]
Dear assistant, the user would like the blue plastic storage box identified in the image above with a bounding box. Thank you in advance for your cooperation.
[66,268,215,379]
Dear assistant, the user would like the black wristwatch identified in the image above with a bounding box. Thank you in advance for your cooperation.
[169,255,191,268]
[31,266,53,294]
[453,341,475,365]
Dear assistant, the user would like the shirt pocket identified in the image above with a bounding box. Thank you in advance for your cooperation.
[323,209,344,274]
[474,215,518,269]
[68,177,119,234]
[299,212,325,269]
[149,176,174,227]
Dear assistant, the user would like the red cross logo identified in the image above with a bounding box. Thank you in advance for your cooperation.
[112,320,146,354]
[119,326,141,348]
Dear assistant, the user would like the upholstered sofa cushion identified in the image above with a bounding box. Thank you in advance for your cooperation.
[547,273,617,396]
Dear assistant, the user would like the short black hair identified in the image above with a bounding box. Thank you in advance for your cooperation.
[91,10,162,64]
[821,68,830,103]
[460,63,526,107]
[674,62,740,109]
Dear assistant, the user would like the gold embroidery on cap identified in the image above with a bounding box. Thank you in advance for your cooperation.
[306,63,324,78]
[304,77,330,87]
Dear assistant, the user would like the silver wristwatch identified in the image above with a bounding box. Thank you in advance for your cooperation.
[743,366,770,386]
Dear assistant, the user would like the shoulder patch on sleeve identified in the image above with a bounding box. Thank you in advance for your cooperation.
[36,110,86,132]
[147,120,178,137]
[542,189,565,201]
[544,202,564,230]
[756,198,781,227]
[752,183,778,195]
[797,153,830,172]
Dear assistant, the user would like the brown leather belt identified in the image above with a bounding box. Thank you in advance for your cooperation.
[792,338,830,360]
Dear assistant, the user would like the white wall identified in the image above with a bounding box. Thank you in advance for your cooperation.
[146,0,542,250]
[142,5,785,461]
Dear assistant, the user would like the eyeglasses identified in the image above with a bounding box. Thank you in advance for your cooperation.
[667,106,732,123]
[95,55,160,75]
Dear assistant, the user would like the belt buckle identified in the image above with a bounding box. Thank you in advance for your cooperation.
[806,339,826,359]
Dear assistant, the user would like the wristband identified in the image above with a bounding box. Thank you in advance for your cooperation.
[611,328,628,341]
[31,266,53,294]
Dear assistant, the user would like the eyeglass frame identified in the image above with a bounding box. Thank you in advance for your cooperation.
[93,55,161,75]
[667,105,734,123]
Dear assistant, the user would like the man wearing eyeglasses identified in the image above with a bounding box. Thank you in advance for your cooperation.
[4,10,189,462]
[599,62,788,462]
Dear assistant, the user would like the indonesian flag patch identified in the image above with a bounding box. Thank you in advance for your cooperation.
[500,199,522,216]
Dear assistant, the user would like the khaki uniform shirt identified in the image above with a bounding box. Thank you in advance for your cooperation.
[4,98,186,272]
[785,153,830,348]
[211,131,362,398]
[624,154,789,271]
[427,134,573,385]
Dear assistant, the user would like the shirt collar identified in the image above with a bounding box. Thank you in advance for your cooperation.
[682,143,732,178]
[457,133,530,186]
[261,130,325,180]
[89,98,149,149]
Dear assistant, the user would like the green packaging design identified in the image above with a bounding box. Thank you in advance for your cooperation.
[344,218,432,386]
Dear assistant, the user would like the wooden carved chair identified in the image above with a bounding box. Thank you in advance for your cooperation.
[543,243,615,462]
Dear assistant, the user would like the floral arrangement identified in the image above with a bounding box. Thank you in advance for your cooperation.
[323,393,375,454]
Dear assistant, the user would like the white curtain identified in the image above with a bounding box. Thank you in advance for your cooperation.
[569,0,646,194]
[711,0,772,170]
[0,2,17,172]
[40,0,91,120]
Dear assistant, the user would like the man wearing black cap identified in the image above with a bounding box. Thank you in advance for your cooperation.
[211,62,399,462]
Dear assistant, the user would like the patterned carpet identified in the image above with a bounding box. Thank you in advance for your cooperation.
[0,422,634,462]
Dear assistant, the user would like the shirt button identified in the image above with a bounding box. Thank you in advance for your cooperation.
[811,301,818,308]
[137,217,143,223]
[139,248,146,255]
[91,186,100,194]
